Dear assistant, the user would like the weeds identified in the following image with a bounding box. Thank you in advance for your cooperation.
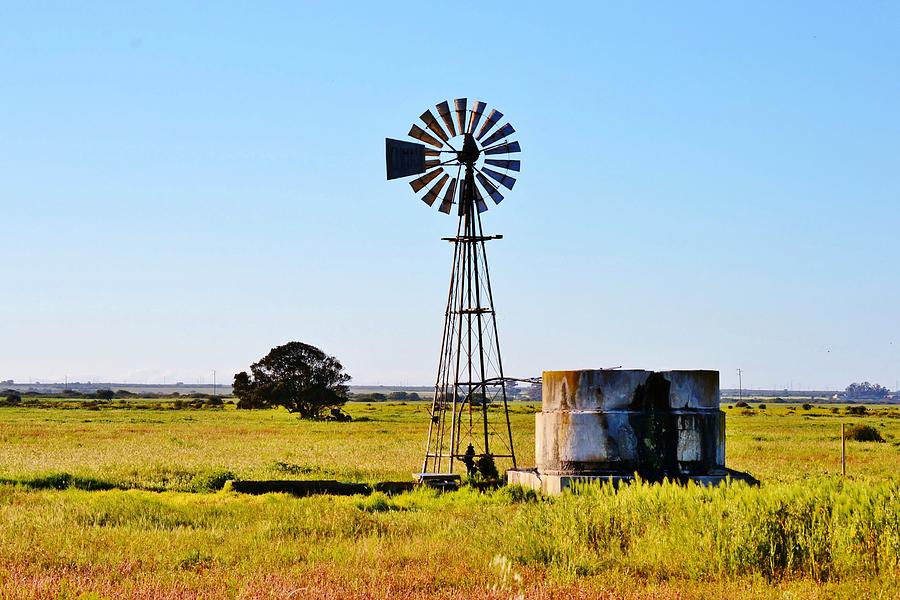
[494,479,899,582]
[845,425,885,443]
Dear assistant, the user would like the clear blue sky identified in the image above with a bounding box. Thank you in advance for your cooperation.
[1,2,898,390]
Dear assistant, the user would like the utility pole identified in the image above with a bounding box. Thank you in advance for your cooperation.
[737,369,743,402]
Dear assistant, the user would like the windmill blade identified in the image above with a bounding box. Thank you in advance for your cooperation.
[454,98,467,134]
[481,123,516,147]
[438,177,457,214]
[467,100,486,135]
[483,141,521,155]
[409,168,443,193]
[482,167,516,190]
[425,149,440,157]
[436,101,457,137]
[409,124,443,149]
[420,109,450,142]
[457,178,467,216]
[484,158,521,172]
[475,109,503,140]
[422,173,450,207]
[476,172,504,204]
[472,182,488,213]
[425,159,441,168]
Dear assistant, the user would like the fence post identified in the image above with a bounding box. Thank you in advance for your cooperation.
[841,423,846,476]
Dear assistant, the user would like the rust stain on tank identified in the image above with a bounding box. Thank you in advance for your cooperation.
[547,370,582,410]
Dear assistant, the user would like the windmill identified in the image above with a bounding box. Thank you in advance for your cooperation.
[386,98,521,479]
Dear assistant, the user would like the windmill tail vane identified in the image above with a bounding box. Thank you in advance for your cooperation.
[386,98,521,478]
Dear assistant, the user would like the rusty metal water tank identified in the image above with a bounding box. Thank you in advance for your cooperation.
[537,369,724,475]
[508,369,755,493]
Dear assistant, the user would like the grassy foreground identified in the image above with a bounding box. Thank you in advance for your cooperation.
[0,401,899,598]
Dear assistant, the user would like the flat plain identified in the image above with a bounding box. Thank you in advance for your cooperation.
[0,400,898,599]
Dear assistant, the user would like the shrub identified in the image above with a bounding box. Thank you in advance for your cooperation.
[845,425,885,443]
[0,472,119,491]
[476,454,499,480]
[498,485,539,504]
[324,407,352,422]
[735,401,749,408]
[191,468,235,491]
[802,403,813,411]
[272,461,316,475]
[845,405,868,416]
[758,404,766,410]
[28,472,72,489]
[2,391,21,406]
[356,492,402,513]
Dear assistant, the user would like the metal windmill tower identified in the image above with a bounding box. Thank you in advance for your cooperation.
[386,98,521,477]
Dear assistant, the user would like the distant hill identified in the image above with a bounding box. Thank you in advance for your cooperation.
[1,382,434,397]
[1,382,229,395]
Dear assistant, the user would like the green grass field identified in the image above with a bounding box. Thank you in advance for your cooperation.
[1,400,898,598]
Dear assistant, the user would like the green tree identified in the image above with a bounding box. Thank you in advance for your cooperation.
[3,390,21,406]
[232,342,351,419]
[844,382,889,399]
[233,371,265,409]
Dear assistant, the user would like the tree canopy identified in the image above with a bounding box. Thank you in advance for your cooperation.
[232,341,351,420]
[844,382,889,399]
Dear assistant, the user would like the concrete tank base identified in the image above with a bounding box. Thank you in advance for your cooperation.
[507,467,758,495]
[506,369,756,494]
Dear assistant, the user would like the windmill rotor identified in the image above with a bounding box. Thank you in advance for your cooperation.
[386,98,521,214]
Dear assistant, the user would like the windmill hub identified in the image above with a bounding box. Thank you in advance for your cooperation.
[459,133,480,165]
